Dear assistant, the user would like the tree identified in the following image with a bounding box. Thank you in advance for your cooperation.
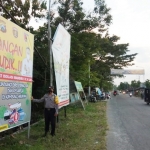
[118,82,130,91]
[131,80,140,89]
[89,33,137,89]
[53,0,112,32]
[145,79,150,88]
[0,0,138,92]
[1,0,47,30]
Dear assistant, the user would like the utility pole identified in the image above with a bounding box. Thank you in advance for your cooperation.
[88,60,90,96]
[48,0,53,86]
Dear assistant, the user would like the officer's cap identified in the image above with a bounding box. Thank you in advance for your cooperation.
[48,86,54,89]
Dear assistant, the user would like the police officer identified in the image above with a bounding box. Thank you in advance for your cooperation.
[32,86,58,137]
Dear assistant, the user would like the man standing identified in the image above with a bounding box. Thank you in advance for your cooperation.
[32,86,58,137]
[21,47,33,77]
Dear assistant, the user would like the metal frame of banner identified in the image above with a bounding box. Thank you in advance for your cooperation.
[27,121,30,139]
[0,121,31,139]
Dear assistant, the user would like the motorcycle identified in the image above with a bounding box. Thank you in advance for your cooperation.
[113,90,117,96]
[89,94,97,102]
[113,92,117,96]
[129,93,132,97]
[106,94,110,99]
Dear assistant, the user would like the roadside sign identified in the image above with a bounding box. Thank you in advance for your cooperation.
[0,16,34,132]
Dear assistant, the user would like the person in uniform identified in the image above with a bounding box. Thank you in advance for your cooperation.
[31,86,58,137]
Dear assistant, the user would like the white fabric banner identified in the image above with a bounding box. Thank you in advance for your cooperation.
[52,24,70,108]
[111,69,145,75]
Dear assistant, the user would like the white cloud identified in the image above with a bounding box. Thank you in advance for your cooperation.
[104,0,150,85]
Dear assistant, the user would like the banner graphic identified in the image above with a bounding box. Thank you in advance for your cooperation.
[52,24,70,108]
[111,69,145,75]
[0,16,34,132]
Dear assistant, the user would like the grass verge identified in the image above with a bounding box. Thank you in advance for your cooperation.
[0,101,107,150]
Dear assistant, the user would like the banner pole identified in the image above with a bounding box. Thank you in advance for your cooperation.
[27,121,30,139]
[48,0,53,86]
[64,106,67,118]
[88,60,90,96]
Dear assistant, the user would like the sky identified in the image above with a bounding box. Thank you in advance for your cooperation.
[31,0,150,86]
[82,0,150,85]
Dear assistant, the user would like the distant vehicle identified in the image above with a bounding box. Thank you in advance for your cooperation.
[89,94,97,102]
[129,92,132,97]
[144,88,150,105]
[106,93,111,99]
[92,87,105,100]
[122,91,125,94]
[113,91,117,96]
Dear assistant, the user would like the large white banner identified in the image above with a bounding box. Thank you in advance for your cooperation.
[111,69,145,75]
[52,24,70,108]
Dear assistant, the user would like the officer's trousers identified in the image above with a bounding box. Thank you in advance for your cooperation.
[44,108,56,135]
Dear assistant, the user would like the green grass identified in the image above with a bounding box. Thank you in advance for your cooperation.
[0,101,107,150]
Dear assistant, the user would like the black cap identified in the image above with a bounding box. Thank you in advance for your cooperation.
[48,86,54,89]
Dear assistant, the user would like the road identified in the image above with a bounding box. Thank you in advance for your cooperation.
[107,93,150,150]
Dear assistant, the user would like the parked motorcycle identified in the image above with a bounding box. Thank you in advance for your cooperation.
[89,94,97,102]
[106,94,110,99]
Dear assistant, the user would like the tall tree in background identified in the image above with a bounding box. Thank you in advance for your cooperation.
[0,0,47,30]
[91,34,137,88]
[145,79,150,88]
[53,0,112,32]
[130,80,140,89]
[52,0,113,88]
[0,0,138,92]
[118,82,130,91]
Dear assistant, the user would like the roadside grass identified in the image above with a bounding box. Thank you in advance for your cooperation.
[0,101,107,150]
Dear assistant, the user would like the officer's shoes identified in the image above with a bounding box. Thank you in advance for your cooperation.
[51,133,55,137]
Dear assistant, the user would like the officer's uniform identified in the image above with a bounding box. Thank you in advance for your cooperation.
[33,92,58,136]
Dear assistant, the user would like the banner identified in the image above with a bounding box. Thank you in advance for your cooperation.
[0,16,34,132]
[74,81,84,92]
[111,69,145,75]
[110,69,124,75]
[52,24,70,108]
[123,69,145,75]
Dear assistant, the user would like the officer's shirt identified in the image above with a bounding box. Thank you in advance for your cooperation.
[33,93,58,114]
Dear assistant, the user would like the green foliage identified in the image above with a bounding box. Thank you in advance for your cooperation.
[53,0,112,32]
[117,82,130,90]
[1,0,138,98]
[0,102,108,150]
[145,79,150,88]
[131,80,140,89]
[2,0,47,30]
[117,80,143,90]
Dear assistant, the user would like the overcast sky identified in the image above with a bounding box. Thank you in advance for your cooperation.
[32,0,150,86]
[83,0,150,85]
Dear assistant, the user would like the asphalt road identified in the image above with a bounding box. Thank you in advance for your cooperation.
[107,93,150,150]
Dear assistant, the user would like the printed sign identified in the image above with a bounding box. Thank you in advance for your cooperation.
[111,69,145,75]
[52,24,70,108]
[74,81,84,92]
[0,16,34,132]
[110,69,124,75]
